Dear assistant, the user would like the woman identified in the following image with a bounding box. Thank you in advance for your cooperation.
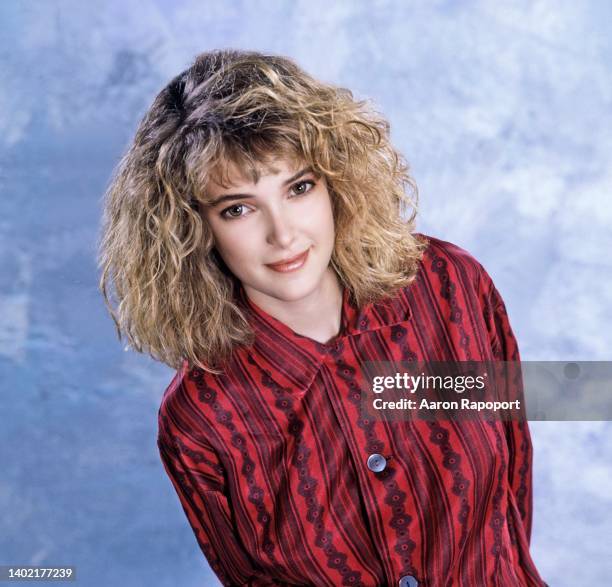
[98,49,547,586]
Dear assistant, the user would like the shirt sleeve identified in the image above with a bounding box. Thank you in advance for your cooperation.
[479,266,534,544]
[157,418,276,586]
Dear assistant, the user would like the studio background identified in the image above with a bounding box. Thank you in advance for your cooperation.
[1,1,611,586]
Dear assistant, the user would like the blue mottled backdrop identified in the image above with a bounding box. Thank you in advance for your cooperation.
[1,1,611,586]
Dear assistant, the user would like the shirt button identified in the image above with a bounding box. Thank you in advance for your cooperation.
[366,453,387,473]
[398,575,418,587]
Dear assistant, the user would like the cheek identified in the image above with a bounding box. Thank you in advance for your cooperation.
[217,237,251,268]
[209,224,254,272]
[299,189,334,230]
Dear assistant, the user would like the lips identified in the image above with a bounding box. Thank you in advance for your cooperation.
[265,248,310,272]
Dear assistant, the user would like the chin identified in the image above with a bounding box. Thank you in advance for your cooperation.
[258,275,321,303]
[271,282,317,302]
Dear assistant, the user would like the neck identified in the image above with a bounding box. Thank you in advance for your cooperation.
[245,267,344,344]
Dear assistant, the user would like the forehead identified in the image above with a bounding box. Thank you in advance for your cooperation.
[207,154,303,192]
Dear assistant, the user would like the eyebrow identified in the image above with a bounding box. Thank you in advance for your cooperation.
[207,167,314,207]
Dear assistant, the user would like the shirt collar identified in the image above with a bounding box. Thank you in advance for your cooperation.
[234,282,412,393]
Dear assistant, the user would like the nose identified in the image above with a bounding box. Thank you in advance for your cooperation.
[265,205,297,249]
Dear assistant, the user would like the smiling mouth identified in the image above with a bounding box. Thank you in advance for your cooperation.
[265,248,310,272]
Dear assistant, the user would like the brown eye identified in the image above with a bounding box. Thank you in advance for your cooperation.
[221,204,245,219]
[290,180,315,196]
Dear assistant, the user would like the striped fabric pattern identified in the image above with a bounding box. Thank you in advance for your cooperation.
[157,235,547,586]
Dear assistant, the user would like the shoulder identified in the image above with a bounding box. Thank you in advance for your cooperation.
[157,358,243,443]
[157,365,186,449]
[407,234,518,357]
[403,233,501,310]
[157,361,215,450]
[415,233,487,283]
[157,363,228,490]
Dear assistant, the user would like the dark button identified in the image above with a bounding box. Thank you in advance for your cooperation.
[366,453,387,472]
[398,575,418,587]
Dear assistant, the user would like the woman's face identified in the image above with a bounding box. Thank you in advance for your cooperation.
[202,157,337,308]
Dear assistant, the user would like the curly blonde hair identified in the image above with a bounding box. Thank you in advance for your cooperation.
[98,49,425,372]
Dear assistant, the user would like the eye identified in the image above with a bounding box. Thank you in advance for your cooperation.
[290,180,315,197]
[220,203,250,219]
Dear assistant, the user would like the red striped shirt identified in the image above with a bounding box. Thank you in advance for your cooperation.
[157,235,547,586]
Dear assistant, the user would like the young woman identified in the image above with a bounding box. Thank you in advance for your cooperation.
[99,50,547,586]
